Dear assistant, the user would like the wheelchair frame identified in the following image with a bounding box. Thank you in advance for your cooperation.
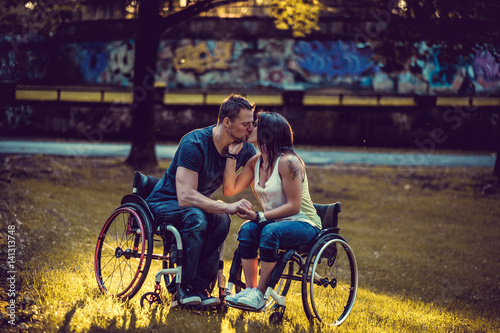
[225,203,358,325]
[94,171,358,326]
[94,171,226,308]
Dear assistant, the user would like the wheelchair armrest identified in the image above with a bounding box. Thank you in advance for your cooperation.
[314,202,341,229]
[133,171,161,199]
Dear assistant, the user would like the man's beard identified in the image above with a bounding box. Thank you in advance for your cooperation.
[229,127,247,142]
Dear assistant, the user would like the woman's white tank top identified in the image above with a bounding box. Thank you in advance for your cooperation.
[253,155,321,229]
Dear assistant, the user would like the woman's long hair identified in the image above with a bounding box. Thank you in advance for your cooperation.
[256,111,299,174]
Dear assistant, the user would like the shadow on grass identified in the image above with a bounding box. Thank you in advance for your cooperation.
[3,155,500,332]
[85,308,143,332]
[60,301,85,332]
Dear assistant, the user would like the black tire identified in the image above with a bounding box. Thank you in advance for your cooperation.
[94,206,153,300]
[140,292,162,308]
[301,234,358,326]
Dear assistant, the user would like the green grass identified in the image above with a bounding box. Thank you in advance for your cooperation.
[1,155,499,332]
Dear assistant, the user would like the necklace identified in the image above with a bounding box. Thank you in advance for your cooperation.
[261,161,271,178]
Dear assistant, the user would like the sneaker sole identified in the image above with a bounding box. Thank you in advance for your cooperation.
[236,299,258,308]
[230,302,266,312]
[225,299,238,306]
[237,298,266,310]
[224,295,240,305]
[201,298,220,306]
[179,296,201,306]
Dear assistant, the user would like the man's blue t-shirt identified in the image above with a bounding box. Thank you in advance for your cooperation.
[146,125,257,203]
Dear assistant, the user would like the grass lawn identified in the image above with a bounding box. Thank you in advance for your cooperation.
[1,154,499,332]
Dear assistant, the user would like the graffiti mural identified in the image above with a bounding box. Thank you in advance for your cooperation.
[79,42,108,83]
[173,41,232,73]
[58,39,134,86]
[0,36,49,83]
[427,50,459,88]
[473,50,500,90]
[1,30,499,94]
[5,105,33,129]
[106,40,135,85]
[293,41,375,79]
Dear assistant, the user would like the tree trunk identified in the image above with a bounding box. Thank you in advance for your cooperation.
[125,0,161,170]
[125,0,243,170]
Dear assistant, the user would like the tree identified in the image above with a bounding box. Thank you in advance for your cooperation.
[363,0,500,69]
[127,0,362,169]
[125,0,246,170]
[269,0,323,37]
[363,0,500,176]
[4,1,498,174]
[2,0,326,170]
[0,0,80,38]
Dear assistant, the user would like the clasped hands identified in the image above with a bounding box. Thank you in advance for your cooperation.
[230,199,257,221]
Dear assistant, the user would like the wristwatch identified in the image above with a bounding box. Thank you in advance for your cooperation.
[225,152,238,160]
[253,211,267,223]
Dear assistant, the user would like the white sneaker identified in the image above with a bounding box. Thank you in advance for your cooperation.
[225,287,252,305]
[237,288,265,310]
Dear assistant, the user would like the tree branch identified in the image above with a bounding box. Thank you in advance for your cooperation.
[159,0,247,32]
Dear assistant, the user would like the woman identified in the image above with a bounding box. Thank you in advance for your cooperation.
[223,111,321,310]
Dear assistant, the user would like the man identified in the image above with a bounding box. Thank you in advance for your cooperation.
[146,94,257,307]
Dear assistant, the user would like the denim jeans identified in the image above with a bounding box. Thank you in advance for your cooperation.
[148,200,230,290]
[237,220,320,262]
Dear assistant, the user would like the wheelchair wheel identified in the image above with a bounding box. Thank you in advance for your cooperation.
[94,206,153,300]
[301,234,358,326]
[140,292,162,308]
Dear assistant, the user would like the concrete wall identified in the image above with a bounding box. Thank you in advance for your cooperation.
[1,17,499,150]
[3,93,498,151]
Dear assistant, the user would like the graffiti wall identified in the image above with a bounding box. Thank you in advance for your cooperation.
[0,35,50,83]
[1,33,500,95]
[54,40,135,86]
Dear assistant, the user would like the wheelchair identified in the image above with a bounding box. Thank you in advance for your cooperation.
[94,171,358,326]
[94,171,227,309]
[225,202,358,326]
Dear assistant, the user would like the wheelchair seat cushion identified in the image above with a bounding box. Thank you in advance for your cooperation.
[313,202,340,229]
[133,171,161,199]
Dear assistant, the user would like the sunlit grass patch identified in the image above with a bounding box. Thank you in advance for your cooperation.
[1,155,499,332]
[346,288,498,333]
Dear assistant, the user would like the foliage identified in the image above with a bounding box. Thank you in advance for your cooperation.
[269,0,323,37]
[1,155,500,331]
[0,0,81,38]
[364,0,500,71]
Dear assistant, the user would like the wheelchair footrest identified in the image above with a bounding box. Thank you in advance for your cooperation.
[227,302,267,312]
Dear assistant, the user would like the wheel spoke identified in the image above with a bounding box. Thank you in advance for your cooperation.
[303,236,358,326]
[95,207,152,300]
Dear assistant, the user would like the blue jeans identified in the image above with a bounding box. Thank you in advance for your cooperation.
[237,220,320,262]
[148,200,230,290]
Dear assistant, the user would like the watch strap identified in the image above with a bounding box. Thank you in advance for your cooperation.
[226,153,238,159]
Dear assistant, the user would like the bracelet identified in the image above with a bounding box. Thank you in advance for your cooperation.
[225,153,238,160]
[253,211,267,223]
